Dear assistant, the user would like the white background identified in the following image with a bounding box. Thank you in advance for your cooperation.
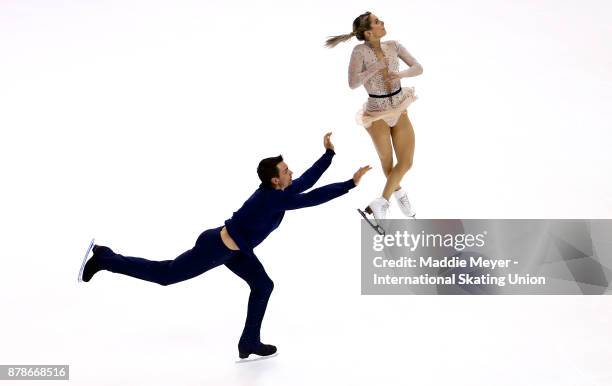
[1,0,611,385]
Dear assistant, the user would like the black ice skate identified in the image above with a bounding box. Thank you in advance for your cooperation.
[235,344,278,363]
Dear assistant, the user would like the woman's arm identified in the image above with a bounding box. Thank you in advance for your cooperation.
[348,46,386,89]
[395,41,423,78]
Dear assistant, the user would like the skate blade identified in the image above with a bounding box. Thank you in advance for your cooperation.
[235,352,278,364]
[357,209,386,236]
[78,238,95,283]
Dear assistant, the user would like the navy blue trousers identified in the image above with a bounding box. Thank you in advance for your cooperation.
[96,226,273,351]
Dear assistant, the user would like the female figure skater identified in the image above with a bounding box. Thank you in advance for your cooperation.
[326,12,423,231]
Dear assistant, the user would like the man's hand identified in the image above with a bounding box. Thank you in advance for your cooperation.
[323,132,334,152]
[352,166,372,185]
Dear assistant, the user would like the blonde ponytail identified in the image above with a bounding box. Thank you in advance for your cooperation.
[324,32,355,48]
[324,12,372,49]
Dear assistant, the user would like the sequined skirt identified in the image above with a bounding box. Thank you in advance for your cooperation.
[356,86,418,128]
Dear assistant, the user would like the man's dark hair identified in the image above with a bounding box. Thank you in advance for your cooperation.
[257,155,283,188]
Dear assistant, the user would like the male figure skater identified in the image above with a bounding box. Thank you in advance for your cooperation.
[78,132,371,361]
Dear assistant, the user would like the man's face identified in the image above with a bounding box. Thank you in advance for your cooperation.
[274,161,293,190]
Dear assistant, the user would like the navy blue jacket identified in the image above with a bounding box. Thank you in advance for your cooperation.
[224,149,356,257]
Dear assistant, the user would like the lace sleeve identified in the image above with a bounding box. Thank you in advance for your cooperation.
[395,41,423,78]
[348,46,385,89]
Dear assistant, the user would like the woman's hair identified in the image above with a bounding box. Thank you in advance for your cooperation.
[325,11,372,48]
[257,155,283,188]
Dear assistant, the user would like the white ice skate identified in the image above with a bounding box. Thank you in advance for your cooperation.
[77,238,95,283]
[357,197,390,235]
[394,188,416,218]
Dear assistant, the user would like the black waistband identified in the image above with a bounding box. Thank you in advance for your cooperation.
[368,88,402,98]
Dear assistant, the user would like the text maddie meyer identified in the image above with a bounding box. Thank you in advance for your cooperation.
[372,256,517,269]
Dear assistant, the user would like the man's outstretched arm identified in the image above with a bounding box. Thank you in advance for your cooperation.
[274,166,371,211]
[285,132,336,194]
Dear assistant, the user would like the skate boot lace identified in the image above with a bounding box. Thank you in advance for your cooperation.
[382,202,390,216]
[373,201,390,218]
[398,194,411,208]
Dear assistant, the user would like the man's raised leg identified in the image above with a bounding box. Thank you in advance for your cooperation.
[82,226,233,286]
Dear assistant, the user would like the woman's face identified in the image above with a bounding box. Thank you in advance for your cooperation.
[366,14,386,41]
